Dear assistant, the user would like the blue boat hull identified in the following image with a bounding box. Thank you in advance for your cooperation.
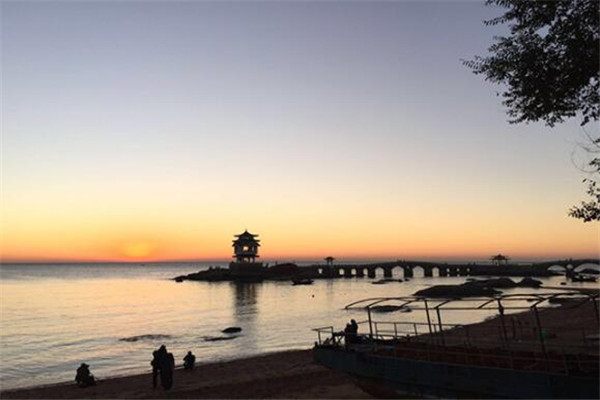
[313,346,599,399]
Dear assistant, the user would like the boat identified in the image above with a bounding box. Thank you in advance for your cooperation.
[291,278,314,285]
[312,292,599,399]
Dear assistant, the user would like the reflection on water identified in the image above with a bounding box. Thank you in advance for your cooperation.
[233,282,260,311]
[0,263,597,390]
[231,282,260,353]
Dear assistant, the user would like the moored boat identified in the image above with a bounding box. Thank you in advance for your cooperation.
[312,292,599,399]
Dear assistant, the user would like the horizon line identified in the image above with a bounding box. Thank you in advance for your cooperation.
[1,255,598,265]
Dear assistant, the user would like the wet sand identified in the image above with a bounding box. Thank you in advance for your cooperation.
[0,349,373,399]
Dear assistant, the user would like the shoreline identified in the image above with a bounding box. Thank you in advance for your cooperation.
[2,290,597,399]
[0,349,373,399]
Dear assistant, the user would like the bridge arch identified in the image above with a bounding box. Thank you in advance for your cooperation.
[412,266,425,278]
[389,265,404,278]
[372,267,385,278]
[574,262,600,273]
[547,264,576,276]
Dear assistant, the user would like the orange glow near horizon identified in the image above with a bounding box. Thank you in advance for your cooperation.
[1,216,598,263]
[1,169,598,263]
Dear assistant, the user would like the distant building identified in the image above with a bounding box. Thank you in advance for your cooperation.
[325,256,335,266]
[491,254,510,265]
[232,230,260,263]
[229,230,264,278]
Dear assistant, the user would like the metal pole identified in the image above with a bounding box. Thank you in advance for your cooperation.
[423,299,434,343]
[592,298,599,323]
[436,307,445,347]
[497,299,508,346]
[367,306,374,339]
[532,305,546,355]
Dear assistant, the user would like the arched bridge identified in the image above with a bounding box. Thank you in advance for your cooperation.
[304,259,599,279]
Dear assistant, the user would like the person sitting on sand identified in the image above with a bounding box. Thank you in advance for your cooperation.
[75,363,95,388]
[183,351,196,370]
[151,345,167,388]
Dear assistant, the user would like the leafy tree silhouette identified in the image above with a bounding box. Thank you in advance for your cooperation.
[464,0,599,222]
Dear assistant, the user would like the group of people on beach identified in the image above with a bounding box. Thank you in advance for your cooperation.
[151,345,175,389]
[75,345,196,391]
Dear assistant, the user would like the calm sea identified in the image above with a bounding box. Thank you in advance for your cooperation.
[0,262,596,390]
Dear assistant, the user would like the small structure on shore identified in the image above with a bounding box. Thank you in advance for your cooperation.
[232,230,260,263]
[229,230,265,279]
[491,253,510,265]
[325,256,335,266]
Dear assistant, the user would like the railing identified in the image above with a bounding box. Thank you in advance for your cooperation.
[371,320,462,341]
[351,318,597,353]
[314,311,599,373]
[314,331,598,376]
[312,326,335,346]
[372,341,599,375]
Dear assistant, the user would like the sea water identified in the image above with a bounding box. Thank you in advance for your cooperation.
[0,262,596,390]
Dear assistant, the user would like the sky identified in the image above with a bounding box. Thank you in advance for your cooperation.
[1,0,598,263]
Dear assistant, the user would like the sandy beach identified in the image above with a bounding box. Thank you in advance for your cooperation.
[0,349,373,399]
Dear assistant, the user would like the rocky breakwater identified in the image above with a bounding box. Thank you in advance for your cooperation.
[174,263,311,282]
[413,277,542,298]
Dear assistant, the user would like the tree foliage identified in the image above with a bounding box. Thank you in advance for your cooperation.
[465,0,600,222]
[568,136,600,222]
[464,0,599,127]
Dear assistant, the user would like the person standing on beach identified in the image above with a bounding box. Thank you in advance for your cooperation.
[160,350,175,390]
[151,345,167,388]
[350,319,358,336]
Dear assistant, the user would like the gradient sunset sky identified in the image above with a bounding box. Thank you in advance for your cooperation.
[2,1,598,263]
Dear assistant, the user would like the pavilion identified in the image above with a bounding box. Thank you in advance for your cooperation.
[229,230,265,278]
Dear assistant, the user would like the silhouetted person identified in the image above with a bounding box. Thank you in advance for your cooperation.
[183,351,196,370]
[160,351,175,390]
[151,345,167,388]
[350,319,358,335]
[75,363,95,388]
[344,319,359,348]
[344,323,353,348]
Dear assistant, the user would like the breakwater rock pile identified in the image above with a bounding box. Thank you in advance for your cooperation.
[413,277,542,298]
[174,263,314,282]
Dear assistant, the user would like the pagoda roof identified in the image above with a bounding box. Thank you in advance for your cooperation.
[234,230,259,238]
[232,230,261,245]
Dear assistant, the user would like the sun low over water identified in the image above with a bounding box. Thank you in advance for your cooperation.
[0,262,597,390]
